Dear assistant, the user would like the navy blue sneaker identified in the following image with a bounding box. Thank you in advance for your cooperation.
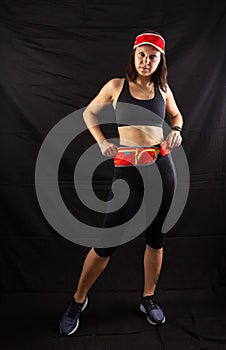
[140,295,165,325]
[59,297,88,335]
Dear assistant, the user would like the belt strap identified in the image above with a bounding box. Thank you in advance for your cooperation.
[114,141,172,167]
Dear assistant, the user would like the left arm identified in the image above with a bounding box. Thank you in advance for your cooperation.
[165,84,183,148]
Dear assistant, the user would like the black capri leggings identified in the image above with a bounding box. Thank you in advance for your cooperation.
[94,153,176,257]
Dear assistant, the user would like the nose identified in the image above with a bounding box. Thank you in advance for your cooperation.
[144,55,150,64]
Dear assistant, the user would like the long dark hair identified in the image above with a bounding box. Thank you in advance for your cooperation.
[125,30,168,92]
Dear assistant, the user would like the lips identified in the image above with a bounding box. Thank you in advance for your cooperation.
[140,67,150,71]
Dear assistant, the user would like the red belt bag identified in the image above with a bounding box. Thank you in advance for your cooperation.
[114,141,172,167]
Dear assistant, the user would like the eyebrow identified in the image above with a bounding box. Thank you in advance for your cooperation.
[138,51,158,57]
[138,50,158,55]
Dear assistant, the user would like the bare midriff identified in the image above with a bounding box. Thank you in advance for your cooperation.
[118,125,164,147]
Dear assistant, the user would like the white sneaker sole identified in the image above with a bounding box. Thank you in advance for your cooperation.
[60,297,88,335]
[140,304,166,326]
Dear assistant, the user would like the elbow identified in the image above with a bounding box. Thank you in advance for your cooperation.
[83,108,88,122]
[83,108,97,129]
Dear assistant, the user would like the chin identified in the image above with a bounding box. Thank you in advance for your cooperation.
[139,72,152,77]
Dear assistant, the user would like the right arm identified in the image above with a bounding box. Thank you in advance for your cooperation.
[83,78,121,157]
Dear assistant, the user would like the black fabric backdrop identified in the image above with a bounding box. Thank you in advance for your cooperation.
[0,1,226,348]
[1,0,226,291]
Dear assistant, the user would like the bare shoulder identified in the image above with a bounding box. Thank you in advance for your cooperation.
[165,83,174,98]
[87,78,125,105]
[164,83,181,115]
[104,78,125,101]
[159,83,173,102]
[106,78,124,91]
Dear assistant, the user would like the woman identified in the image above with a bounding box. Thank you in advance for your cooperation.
[60,30,183,335]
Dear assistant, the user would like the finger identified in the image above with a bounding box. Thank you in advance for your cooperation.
[173,137,182,148]
[109,145,118,156]
[105,146,117,157]
[167,137,174,149]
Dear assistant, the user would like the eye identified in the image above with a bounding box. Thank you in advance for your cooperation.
[138,51,145,57]
[149,54,157,60]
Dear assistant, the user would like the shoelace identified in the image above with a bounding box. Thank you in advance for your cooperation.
[144,297,158,311]
[68,300,83,319]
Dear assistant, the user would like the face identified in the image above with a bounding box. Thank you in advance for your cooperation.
[134,45,161,77]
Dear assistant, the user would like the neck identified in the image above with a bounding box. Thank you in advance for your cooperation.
[135,76,153,87]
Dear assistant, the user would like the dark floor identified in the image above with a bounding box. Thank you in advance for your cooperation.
[1,287,226,350]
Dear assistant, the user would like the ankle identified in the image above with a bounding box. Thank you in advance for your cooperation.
[74,293,86,304]
[143,293,155,299]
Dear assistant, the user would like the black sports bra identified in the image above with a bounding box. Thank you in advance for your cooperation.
[115,79,165,127]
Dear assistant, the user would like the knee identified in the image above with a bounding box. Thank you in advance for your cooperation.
[93,246,117,259]
[146,243,163,251]
[145,235,164,250]
[146,241,164,250]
